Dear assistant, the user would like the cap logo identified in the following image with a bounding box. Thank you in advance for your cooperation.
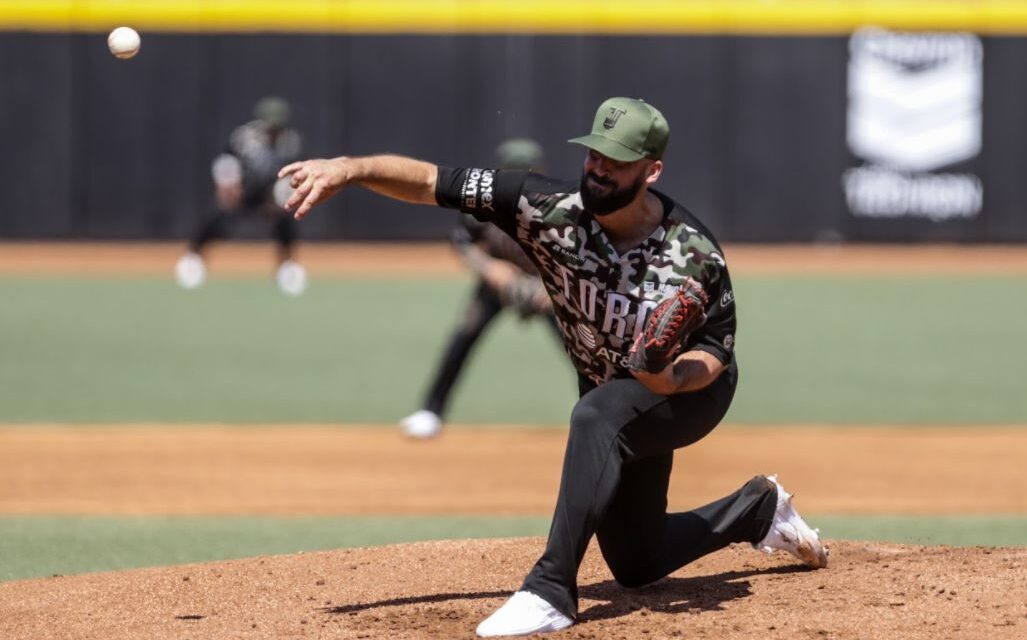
[602,107,627,129]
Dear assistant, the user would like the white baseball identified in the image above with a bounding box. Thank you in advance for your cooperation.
[107,27,141,60]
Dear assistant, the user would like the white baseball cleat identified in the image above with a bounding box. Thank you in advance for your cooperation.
[276,260,307,296]
[399,410,442,439]
[755,475,829,568]
[476,591,573,637]
[175,252,206,290]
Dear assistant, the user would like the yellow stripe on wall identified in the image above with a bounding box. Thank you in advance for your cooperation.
[3,1,1027,35]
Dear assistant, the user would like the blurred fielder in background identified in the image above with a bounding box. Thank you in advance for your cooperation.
[400,138,562,438]
[279,97,827,637]
[175,96,307,296]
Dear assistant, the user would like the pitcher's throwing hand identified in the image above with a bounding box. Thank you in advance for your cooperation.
[280,155,438,219]
[279,158,350,219]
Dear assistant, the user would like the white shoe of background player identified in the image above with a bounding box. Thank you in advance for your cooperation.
[476,591,573,637]
[754,474,829,568]
[175,252,206,290]
[400,410,442,439]
[276,260,307,296]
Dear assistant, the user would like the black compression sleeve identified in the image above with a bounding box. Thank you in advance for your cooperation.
[435,167,528,227]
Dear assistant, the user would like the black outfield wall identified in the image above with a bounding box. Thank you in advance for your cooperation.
[1,33,1024,241]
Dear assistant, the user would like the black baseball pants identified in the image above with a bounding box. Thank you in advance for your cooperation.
[420,280,505,417]
[190,195,297,263]
[519,363,778,620]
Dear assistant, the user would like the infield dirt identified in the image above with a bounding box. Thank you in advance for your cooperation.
[2,536,1025,639]
[1,425,1027,639]
[3,241,1027,276]
[2,425,1026,516]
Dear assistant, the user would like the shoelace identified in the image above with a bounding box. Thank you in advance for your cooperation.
[646,290,705,348]
[646,301,685,349]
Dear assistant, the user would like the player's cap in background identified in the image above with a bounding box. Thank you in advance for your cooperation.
[254,96,291,128]
[568,97,669,162]
[496,138,545,170]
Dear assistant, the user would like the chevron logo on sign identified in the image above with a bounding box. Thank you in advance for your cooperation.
[843,28,984,221]
[847,28,982,171]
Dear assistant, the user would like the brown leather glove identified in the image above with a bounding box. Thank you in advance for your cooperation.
[626,279,709,373]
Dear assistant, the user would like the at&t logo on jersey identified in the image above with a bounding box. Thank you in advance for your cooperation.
[574,323,597,349]
[462,168,496,212]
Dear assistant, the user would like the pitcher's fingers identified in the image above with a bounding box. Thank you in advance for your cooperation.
[286,176,314,210]
[278,161,305,179]
[293,196,311,219]
[306,182,327,208]
[293,185,320,220]
[294,182,327,220]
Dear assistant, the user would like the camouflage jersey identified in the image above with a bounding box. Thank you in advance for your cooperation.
[451,215,539,276]
[436,167,736,386]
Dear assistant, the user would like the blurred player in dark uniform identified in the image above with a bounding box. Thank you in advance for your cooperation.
[175,96,307,295]
[400,139,561,438]
[279,97,828,637]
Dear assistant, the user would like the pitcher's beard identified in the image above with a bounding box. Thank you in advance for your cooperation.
[579,171,646,216]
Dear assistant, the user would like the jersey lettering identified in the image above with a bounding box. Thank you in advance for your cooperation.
[632,298,658,337]
[601,292,632,337]
[578,280,598,321]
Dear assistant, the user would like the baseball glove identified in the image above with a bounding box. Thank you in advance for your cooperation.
[626,279,709,373]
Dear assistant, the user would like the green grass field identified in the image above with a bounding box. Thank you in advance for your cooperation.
[1,275,1025,425]
[1,273,1025,582]
[3,514,1026,582]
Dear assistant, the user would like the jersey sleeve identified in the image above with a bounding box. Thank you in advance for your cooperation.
[690,262,737,366]
[435,167,528,237]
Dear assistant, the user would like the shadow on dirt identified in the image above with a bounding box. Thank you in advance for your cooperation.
[579,564,809,622]
[320,590,511,615]
[319,564,809,620]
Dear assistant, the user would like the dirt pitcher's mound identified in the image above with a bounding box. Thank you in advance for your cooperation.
[2,539,1025,640]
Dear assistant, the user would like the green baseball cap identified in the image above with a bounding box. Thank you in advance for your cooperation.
[568,97,669,162]
[254,96,291,128]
